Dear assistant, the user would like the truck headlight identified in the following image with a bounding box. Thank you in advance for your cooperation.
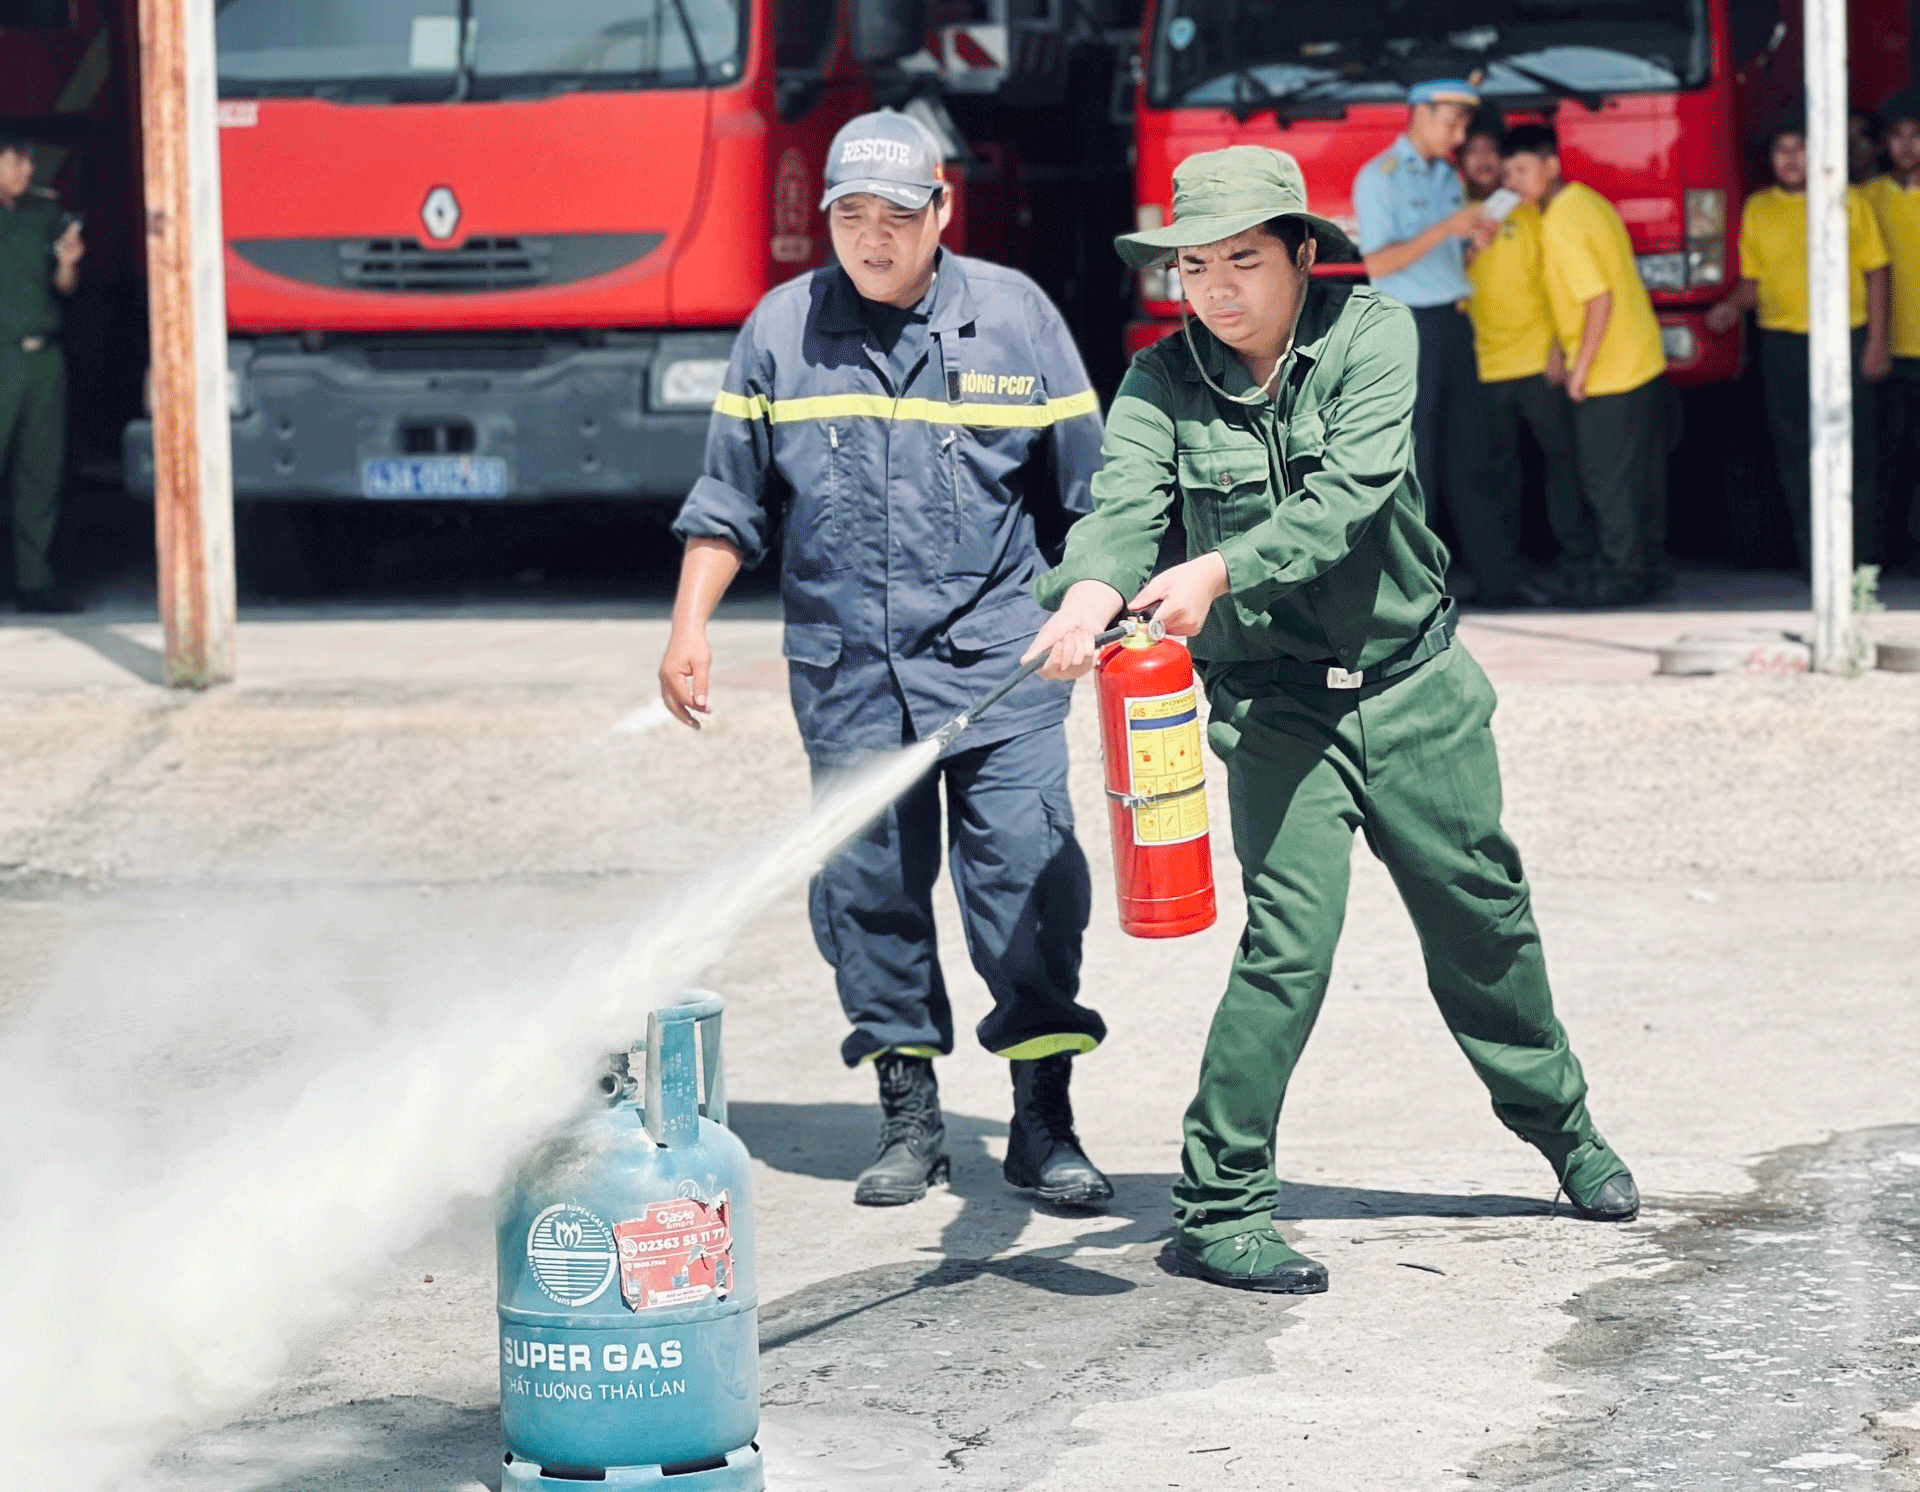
[1685,188,1726,287]
[656,358,730,410]
[1135,203,1182,308]
[1660,323,1697,363]
[1139,264,1182,306]
[227,339,255,417]
[1636,252,1687,290]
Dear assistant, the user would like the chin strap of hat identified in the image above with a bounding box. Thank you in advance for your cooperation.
[1176,246,1313,408]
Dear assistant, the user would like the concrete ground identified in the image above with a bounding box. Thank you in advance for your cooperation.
[2,569,1917,1492]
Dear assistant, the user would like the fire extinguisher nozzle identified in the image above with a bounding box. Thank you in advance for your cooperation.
[932,714,971,750]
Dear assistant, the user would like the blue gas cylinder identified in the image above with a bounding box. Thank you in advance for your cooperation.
[496,993,761,1490]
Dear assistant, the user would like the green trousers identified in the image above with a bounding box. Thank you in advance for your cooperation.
[0,344,67,595]
[1761,328,1879,568]
[1173,641,1604,1244]
[1485,372,1591,583]
[1569,374,1667,597]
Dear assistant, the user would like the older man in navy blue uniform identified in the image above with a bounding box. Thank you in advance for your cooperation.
[661,112,1111,1210]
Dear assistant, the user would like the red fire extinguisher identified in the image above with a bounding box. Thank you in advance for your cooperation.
[1094,622,1217,939]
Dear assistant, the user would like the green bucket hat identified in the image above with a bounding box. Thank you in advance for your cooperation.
[1115,145,1354,269]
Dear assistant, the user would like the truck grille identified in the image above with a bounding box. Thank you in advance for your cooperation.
[341,237,546,293]
[231,232,666,296]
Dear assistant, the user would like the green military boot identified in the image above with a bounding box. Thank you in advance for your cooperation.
[1172,1227,1329,1294]
[1557,1137,1641,1222]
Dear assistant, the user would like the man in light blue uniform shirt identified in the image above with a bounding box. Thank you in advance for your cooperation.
[1354,79,1539,607]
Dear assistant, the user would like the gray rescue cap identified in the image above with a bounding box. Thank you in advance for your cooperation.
[821,110,945,212]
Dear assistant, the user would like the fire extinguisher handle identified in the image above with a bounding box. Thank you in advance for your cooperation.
[932,620,1140,749]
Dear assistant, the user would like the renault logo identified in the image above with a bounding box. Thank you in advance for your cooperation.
[421,185,461,241]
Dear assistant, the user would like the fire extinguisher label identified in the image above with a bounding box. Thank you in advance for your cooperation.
[613,1192,735,1312]
[1125,688,1209,845]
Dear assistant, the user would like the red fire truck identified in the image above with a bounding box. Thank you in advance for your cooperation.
[103,0,1131,514]
[1125,0,1914,386]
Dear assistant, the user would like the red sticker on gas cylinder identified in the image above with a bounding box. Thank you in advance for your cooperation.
[614,1192,734,1311]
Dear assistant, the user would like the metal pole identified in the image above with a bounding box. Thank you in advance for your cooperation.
[138,0,235,687]
[1805,0,1853,672]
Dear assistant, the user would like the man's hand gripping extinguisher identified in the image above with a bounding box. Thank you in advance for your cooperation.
[1093,618,1217,938]
[931,616,1216,939]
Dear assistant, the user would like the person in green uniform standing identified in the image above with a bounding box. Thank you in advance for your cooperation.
[0,135,84,614]
[1027,146,1637,1295]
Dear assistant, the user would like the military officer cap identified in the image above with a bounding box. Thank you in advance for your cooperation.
[1113,145,1355,268]
[1407,78,1481,107]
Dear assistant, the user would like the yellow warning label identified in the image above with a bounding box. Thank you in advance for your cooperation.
[1124,688,1208,845]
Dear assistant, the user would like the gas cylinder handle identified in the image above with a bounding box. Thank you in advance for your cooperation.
[644,991,727,1146]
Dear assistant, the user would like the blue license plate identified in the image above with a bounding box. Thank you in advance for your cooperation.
[362,455,509,499]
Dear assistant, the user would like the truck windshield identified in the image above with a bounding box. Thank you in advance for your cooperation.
[217,0,745,99]
[1149,0,1711,112]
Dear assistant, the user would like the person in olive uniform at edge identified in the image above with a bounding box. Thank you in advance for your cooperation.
[0,135,84,614]
[1026,146,1638,1294]
[660,112,1115,1211]
[1353,79,1543,608]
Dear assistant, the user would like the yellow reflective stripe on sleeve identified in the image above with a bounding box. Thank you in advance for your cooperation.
[711,389,771,420]
[1043,389,1101,422]
[759,391,1100,429]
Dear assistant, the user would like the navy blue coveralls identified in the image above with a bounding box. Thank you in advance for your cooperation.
[673,251,1108,1067]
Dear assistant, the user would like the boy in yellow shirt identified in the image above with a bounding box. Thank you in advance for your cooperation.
[1865,91,1920,570]
[1501,124,1670,605]
[1708,105,1890,568]
[1461,115,1591,595]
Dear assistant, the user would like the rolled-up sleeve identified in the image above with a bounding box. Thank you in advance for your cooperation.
[1034,354,1177,610]
[1215,299,1415,610]
[671,314,778,566]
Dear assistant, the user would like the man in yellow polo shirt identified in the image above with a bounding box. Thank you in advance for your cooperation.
[1708,105,1890,569]
[1501,124,1669,605]
[1865,91,1920,571]
[1461,114,1591,596]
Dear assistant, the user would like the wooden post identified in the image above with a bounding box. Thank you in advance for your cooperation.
[1805,0,1854,672]
[138,0,235,687]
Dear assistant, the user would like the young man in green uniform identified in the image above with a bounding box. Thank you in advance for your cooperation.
[1027,146,1637,1294]
[0,136,84,613]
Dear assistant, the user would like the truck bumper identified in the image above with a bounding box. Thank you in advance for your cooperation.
[123,331,733,503]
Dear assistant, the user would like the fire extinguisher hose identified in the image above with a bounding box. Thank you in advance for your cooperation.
[931,617,1161,750]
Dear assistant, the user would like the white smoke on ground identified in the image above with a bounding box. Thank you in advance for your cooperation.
[0,736,943,1489]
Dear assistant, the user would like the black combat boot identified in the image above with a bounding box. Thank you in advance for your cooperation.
[1004,1054,1113,1207]
[853,1053,950,1206]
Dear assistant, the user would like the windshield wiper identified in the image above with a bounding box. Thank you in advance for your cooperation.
[1222,71,1349,125]
[665,0,710,84]
[1482,54,1603,111]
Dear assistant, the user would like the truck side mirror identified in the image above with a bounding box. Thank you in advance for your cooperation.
[1726,0,1783,73]
[849,0,928,65]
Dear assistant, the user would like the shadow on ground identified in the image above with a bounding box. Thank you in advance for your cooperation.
[135,1104,1560,1492]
